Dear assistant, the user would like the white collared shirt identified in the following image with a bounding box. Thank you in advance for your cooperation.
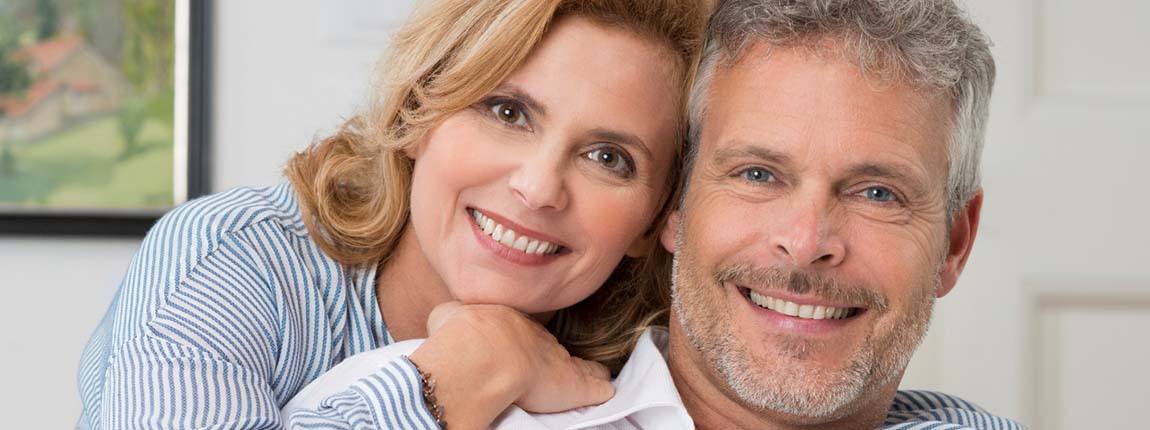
[282,327,692,429]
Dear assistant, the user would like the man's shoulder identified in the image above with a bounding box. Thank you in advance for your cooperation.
[883,390,1024,430]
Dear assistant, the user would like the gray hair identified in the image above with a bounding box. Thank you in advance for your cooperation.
[685,0,996,216]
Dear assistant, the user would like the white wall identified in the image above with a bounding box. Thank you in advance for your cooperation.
[0,2,410,428]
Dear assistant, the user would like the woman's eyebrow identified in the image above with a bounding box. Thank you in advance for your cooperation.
[588,128,653,160]
[492,83,548,118]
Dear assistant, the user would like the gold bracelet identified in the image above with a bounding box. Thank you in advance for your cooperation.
[410,358,448,429]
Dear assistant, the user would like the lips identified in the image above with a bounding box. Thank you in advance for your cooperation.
[468,208,562,255]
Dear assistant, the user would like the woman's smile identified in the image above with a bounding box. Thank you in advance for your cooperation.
[467,207,570,266]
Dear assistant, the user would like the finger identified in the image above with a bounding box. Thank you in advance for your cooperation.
[580,376,616,406]
[576,358,611,381]
[426,300,464,335]
[572,358,614,406]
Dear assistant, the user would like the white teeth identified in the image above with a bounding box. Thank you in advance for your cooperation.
[512,236,529,251]
[813,306,826,320]
[783,301,799,317]
[500,229,516,246]
[798,305,814,319]
[469,209,561,255]
[747,290,854,320]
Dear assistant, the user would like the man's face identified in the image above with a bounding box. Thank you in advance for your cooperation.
[663,42,980,422]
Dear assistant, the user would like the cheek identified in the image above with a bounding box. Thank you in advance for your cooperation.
[571,183,659,268]
[686,192,767,266]
[844,223,944,303]
[582,194,653,252]
[409,119,505,248]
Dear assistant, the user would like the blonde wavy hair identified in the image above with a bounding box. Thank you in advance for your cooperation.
[286,0,707,372]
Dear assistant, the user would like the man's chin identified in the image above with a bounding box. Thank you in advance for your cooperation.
[716,342,875,419]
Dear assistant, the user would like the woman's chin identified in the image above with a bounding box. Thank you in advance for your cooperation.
[448,287,573,315]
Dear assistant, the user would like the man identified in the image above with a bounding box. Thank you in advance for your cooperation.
[282,0,1022,428]
[657,0,1016,428]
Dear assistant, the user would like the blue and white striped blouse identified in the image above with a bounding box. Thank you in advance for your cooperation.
[77,183,439,429]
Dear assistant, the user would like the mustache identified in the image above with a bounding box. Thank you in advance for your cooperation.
[714,264,888,312]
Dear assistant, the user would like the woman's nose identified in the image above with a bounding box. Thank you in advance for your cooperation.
[508,150,569,211]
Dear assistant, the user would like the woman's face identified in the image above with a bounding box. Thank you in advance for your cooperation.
[406,15,681,313]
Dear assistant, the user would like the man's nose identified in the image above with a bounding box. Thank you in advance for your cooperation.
[768,198,846,268]
[508,149,569,211]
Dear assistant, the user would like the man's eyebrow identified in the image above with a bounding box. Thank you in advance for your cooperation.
[846,163,929,194]
[589,128,654,160]
[491,83,548,118]
[711,144,793,167]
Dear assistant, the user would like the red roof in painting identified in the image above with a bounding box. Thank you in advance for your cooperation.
[1,79,64,117]
[13,35,83,74]
[0,36,110,119]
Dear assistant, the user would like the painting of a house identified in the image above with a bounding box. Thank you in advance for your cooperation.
[0,35,128,142]
[0,0,178,213]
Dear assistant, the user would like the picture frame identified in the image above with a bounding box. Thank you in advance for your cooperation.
[0,0,211,236]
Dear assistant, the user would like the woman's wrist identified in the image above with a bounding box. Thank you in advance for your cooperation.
[409,337,522,429]
[408,357,448,429]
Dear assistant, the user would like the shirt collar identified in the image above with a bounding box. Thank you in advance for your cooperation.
[493,326,693,430]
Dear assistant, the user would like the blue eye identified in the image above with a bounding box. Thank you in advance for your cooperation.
[741,167,774,183]
[862,186,897,203]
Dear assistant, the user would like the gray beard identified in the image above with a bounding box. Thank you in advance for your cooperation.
[669,232,939,421]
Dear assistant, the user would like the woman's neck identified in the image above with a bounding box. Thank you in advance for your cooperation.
[375,224,454,341]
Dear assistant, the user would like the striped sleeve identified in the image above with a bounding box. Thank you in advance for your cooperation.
[883,390,1025,430]
[87,219,438,429]
[285,357,439,430]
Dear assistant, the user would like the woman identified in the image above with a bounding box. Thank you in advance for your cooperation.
[77,0,704,428]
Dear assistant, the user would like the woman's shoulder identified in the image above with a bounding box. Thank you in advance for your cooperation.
[130,182,319,291]
[154,182,308,243]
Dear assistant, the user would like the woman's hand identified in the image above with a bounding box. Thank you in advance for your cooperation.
[408,301,615,429]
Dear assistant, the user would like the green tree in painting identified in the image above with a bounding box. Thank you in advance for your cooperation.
[0,143,15,178]
[0,46,31,96]
[121,0,174,95]
[117,95,148,159]
[118,0,175,158]
[36,0,60,40]
[0,9,31,98]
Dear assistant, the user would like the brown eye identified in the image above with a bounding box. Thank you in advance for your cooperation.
[490,102,528,127]
[584,146,635,178]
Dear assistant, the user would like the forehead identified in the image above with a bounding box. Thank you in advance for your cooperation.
[503,16,680,137]
[702,42,952,182]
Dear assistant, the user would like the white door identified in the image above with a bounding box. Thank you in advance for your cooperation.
[901,1,1150,428]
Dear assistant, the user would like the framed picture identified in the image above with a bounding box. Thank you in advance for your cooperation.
[0,0,210,236]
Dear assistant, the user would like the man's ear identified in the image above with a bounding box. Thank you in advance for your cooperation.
[658,210,681,254]
[937,190,983,298]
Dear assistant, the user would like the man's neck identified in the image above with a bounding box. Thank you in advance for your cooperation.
[375,224,454,341]
[666,320,896,430]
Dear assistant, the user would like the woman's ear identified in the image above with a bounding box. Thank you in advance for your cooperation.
[403,140,422,160]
